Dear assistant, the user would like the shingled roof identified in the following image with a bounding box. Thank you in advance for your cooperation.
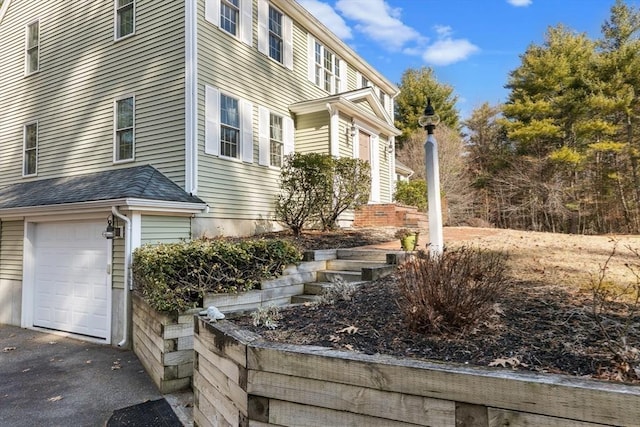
[0,165,205,209]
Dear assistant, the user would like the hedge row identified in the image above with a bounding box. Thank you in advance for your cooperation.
[132,238,301,313]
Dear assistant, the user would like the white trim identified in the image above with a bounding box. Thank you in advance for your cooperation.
[241,99,254,163]
[258,106,270,166]
[0,0,11,24]
[24,19,40,76]
[22,121,38,177]
[0,198,205,220]
[327,104,339,157]
[204,85,220,156]
[185,0,198,194]
[257,0,268,55]
[240,0,253,45]
[283,116,294,155]
[283,14,293,70]
[114,0,136,41]
[113,95,136,163]
[306,33,315,83]
[370,134,380,202]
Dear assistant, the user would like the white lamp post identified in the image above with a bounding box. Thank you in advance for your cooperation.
[418,98,443,256]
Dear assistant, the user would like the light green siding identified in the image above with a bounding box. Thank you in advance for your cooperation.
[141,215,191,245]
[112,235,125,290]
[0,1,186,187]
[295,112,330,154]
[0,220,23,281]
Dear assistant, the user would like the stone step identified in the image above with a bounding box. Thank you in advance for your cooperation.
[290,295,321,304]
[317,270,362,282]
[326,259,388,272]
[335,249,389,262]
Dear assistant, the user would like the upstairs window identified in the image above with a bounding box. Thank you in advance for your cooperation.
[115,97,134,162]
[269,113,283,167]
[220,94,240,158]
[204,86,254,162]
[268,6,283,63]
[220,0,239,36]
[115,0,135,40]
[258,0,293,69]
[308,37,345,94]
[206,0,252,46]
[25,21,39,75]
[23,122,38,176]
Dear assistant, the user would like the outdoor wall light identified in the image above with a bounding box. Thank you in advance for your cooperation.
[350,120,357,138]
[102,215,122,239]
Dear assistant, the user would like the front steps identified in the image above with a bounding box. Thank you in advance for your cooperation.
[205,248,403,313]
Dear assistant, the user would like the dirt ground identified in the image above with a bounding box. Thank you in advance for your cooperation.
[234,227,640,383]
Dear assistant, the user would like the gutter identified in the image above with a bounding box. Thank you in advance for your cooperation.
[111,206,132,348]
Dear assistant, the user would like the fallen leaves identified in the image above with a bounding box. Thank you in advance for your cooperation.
[111,359,122,370]
[489,357,528,369]
[2,347,16,352]
[47,396,63,402]
[336,325,359,335]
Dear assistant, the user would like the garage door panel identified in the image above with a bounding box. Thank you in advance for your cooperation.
[33,221,110,340]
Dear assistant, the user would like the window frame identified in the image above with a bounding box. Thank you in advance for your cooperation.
[23,121,38,177]
[269,112,283,168]
[25,20,39,76]
[114,0,135,41]
[220,0,240,37]
[267,4,283,64]
[113,96,135,163]
[219,93,241,159]
[311,39,344,94]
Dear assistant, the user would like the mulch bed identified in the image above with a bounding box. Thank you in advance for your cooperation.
[232,274,640,384]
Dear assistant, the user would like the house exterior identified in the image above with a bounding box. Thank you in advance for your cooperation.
[0,0,400,346]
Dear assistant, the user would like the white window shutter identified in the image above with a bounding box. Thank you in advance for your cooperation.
[240,0,253,46]
[283,15,293,70]
[258,106,270,166]
[241,100,254,163]
[307,34,315,83]
[205,0,220,27]
[283,116,294,155]
[205,86,220,156]
[355,71,362,88]
[370,135,380,202]
[339,59,347,92]
[257,0,268,55]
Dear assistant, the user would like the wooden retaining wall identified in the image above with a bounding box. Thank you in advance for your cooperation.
[132,293,199,393]
[193,317,640,427]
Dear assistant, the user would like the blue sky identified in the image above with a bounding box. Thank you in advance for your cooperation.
[297,0,627,119]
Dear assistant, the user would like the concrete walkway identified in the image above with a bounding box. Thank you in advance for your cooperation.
[0,324,164,427]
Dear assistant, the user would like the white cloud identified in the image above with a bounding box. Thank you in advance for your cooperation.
[507,0,532,6]
[297,0,353,40]
[422,38,480,66]
[335,0,424,50]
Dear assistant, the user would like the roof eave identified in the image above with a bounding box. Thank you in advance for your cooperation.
[0,0,11,25]
[0,198,207,220]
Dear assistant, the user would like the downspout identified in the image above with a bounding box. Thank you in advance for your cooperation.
[112,206,132,348]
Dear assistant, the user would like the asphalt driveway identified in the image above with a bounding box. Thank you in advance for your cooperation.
[0,324,163,426]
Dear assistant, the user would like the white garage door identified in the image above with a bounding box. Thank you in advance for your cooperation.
[33,221,110,340]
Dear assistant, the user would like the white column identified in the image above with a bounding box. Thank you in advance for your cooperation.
[425,132,443,255]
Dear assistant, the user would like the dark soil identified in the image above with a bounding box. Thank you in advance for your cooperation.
[232,228,640,384]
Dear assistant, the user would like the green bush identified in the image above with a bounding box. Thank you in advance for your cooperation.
[394,179,427,211]
[275,153,371,234]
[132,238,301,313]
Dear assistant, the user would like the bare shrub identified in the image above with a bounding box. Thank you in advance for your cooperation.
[591,243,640,381]
[251,305,282,330]
[397,247,510,334]
[320,275,358,305]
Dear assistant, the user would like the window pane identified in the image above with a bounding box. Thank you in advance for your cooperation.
[270,114,282,141]
[270,140,282,167]
[221,95,239,128]
[25,124,37,148]
[117,3,134,37]
[221,126,239,158]
[117,130,133,160]
[269,34,282,62]
[117,98,134,128]
[269,7,282,37]
[27,22,38,49]
[118,0,133,7]
[25,150,36,175]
